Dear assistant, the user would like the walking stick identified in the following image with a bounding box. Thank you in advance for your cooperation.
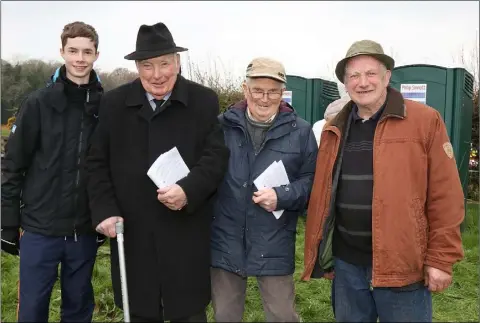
[116,221,130,322]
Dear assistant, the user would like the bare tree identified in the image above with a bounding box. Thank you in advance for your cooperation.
[183,54,244,112]
[453,34,479,88]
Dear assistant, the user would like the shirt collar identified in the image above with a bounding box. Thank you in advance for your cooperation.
[351,98,387,122]
[146,91,172,103]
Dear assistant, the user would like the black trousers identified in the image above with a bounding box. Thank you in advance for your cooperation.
[131,309,207,322]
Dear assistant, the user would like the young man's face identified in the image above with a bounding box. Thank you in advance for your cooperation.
[60,37,99,81]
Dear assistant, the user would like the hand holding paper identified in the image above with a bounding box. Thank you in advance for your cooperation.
[253,188,277,212]
[147,147,190,211]
[147,147,190,189]
[157,184,187,211]
[253,160,290,219]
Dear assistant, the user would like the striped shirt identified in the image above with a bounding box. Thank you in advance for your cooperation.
[333,102,385,266]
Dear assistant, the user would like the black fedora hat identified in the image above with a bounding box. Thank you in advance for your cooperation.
[124,22,188,60]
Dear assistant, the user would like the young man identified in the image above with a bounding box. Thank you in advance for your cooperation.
[1,21,104,321]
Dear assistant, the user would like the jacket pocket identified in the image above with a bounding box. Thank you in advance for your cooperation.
[412,198,428,259]
[260,225,296,259]
[267,141,301,176]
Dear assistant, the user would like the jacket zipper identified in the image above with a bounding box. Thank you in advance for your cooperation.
[370,114,402,286]
[231,123,249,276]
[225,115,294,276]
[72,89,89,242]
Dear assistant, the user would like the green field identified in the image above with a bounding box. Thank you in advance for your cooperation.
[2,204,479,322]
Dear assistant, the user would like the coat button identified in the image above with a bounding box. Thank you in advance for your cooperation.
[285,186,290,192]
[243,182,247,187]
[292,122,297,128]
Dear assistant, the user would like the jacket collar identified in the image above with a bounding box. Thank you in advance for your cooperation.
[329,86,406,134]
[48,67,103,113]
[125,75,189,108]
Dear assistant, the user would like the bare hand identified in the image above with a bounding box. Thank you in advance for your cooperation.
[424,266,452,292]
[157,184,187,211]
[324,271,335,280]
[252,188,278,212]
[95,216,124,238]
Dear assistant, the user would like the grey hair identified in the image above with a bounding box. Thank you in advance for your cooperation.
[245,77,286,89]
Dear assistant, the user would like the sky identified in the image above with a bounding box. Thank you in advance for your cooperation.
[1,1,479,89]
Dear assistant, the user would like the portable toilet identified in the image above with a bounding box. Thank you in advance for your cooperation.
[285,75,340,124]
[310,78,341,123]
[284,75,312,122]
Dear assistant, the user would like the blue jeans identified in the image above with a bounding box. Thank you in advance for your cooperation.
[333,258,432,322]
[17,230,98,322]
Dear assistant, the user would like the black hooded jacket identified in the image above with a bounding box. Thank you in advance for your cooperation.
[1,65,104,237]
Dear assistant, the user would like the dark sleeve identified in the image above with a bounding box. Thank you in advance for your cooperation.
[86,94,123,229]
[1,95,41,230]
[176,93,230,214]
[274,127,318,211]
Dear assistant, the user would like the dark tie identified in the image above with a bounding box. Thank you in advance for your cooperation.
[153,99,165,110]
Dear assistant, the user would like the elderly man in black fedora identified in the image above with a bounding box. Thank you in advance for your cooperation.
[86,22,230,322]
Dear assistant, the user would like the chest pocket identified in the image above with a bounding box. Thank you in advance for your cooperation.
[266,138,302,177]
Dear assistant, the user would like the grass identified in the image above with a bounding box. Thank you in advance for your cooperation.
[1,125,10,138]
[2,204,479,322]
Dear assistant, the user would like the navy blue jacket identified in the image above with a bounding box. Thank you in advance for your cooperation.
[211,100,318,276]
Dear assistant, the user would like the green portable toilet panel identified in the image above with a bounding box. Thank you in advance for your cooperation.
[390,64,448,118]
[285,75,311,122]
[311,78,341,123]
[451,67,474,195]
[390,64,474,200]
[285,75,340,124]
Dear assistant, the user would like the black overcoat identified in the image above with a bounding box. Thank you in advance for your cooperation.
[86,75,230,319]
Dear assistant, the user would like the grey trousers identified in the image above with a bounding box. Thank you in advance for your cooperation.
[211,267,300,322]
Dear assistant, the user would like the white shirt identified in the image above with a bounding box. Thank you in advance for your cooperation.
[312,119,327,147]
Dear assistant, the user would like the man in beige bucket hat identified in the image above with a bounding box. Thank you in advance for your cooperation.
[302,40,464,322]
[210,57,318,321]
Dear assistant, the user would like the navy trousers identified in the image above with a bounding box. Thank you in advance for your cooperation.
[333,258,432,322]
[17,230,98,322]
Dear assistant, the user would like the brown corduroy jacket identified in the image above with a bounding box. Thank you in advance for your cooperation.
[302,87,465,287]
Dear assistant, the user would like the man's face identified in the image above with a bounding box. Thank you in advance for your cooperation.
[60,37,99,81]
[243,77,284,122]
[136,53,180,99]
[344,55,391,109]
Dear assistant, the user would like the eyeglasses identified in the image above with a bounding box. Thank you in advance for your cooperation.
[247,87,283,100]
